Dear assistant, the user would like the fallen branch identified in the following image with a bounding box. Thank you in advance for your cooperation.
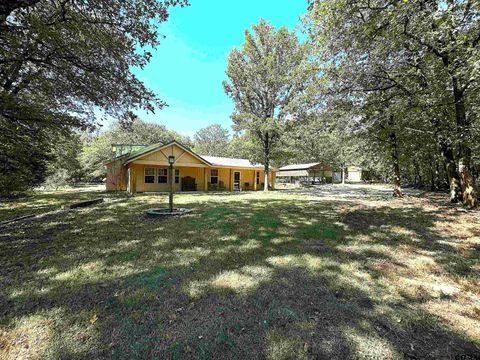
[0,214,36,226]
[1,197,106,227]
[66,198,104,209]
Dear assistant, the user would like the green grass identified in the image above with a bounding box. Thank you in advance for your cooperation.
[0,188,479,359]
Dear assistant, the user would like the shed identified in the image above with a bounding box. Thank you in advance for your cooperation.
[277,163,332,184]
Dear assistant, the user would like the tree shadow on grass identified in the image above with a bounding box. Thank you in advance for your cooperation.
[342,204,480,279]
[0,193,479,359]
[0,190,119,222]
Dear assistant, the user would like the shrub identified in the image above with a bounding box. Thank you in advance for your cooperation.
[43,169,70,190]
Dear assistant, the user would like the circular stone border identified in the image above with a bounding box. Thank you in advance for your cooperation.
[146,207,193,217]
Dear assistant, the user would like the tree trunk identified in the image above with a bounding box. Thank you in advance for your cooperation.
[452,76,477,208]
[391,142,403,197]
[390,137,403,197]
[263,133,269,192]
[430,166,436,191]
[459,156,476,208]
[435,161,442,190]
[413,158,419,188]
[441,140,463,203]
[341,166,346,185]
[432,117,462,203]
[264,164,269,192]
[388,116,403,197]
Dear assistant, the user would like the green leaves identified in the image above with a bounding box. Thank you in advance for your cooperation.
[305,0,480,198]
[224,19,311,169]
[81,118,191,181]
[193,124,230,157]
[0,1,187,195]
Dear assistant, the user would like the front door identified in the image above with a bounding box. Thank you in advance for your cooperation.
[233,171,241,191]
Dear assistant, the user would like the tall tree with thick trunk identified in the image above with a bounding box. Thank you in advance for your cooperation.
[389,130,403,197]
[0,0,187,194]
[307,0,479,207]
[223,20,310,191]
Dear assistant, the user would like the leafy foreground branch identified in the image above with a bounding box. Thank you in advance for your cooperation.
[0,0,188,195]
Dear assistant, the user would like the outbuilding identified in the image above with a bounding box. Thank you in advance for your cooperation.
[278,163,363,184]
[277,163,333,184]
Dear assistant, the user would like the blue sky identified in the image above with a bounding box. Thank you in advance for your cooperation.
[131,0,308,137]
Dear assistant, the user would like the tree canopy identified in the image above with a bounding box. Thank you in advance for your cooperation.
[81,118,191,181]
[2,0,479,208]
[0,0,187,194]
[304,0,479,206]
[193,124,230,156]
[223,19,311,190]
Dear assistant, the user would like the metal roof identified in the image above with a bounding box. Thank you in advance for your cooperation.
[278,162,322,171]
[276,170,310,177]
[201,155,264,169]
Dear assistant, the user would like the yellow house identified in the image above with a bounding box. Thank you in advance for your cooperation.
[105,140,276,193]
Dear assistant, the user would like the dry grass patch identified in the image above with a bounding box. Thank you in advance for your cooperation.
[0,317,52,360]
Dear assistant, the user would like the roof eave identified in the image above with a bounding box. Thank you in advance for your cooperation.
[124,140,212,166]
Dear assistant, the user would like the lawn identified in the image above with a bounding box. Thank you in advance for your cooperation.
[0,187,479,359]
[0,185,114,222]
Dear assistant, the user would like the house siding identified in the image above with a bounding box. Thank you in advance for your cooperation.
[208,168,268,191]
[106,158,128,191]
[105,143,276,193]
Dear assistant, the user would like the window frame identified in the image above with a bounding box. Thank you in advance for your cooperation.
[256,171,260,185]
[144,167,155,184]
[157,168,168,183]
[210,169,219,185]
[175,169,180,184]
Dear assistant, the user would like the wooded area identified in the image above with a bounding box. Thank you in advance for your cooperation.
[1,2,479,358]
[1,0,478,207]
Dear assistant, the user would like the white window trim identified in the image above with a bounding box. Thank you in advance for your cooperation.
[158,168,168,184]
[233,171,241,183]
[210,169,219,184]
[233,170,241,190]
[144,167,155,184]
[175,169,180,184]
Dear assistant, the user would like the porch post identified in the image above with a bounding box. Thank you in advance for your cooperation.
[169,164,174,212]
[204,167,208,191]
[127,167,132,195]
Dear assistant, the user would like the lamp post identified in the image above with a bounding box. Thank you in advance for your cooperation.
[168,155,175,212]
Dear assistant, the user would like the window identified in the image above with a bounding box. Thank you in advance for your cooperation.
[175,169,180,184]
[144,168,155,183]
[256,171,260,185]
[210,169,218,184]
[158,168,168,183]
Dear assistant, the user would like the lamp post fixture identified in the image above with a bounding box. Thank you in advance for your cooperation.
[168,155,175,212]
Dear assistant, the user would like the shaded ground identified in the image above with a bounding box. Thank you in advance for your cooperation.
[0,185,110,222]
[278,183,424,200]
[0,186,479,359]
